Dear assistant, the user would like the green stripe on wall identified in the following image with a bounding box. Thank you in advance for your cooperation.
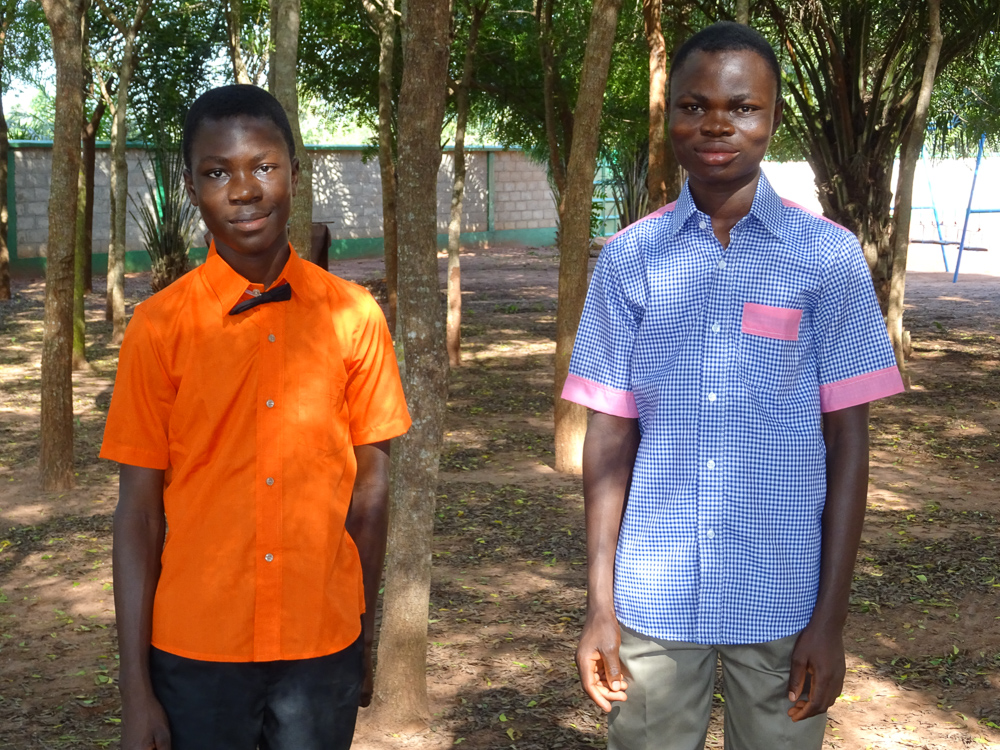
[10,229,558,277]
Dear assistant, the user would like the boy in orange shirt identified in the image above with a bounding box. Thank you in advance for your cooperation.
[101,85,411,750]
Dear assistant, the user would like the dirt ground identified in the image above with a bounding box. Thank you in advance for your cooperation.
[0,245,998,749]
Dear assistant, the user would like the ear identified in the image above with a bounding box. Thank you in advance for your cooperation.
[771,99,783,136]
[183,168,199,206]
[290,157,300,197]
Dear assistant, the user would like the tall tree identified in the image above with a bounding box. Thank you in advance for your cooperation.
[94,0,151,344]
[72,159,88,369]
[369,0,452,729]
[759,0,1000,318]
[0,0,16,302]
[445,0,488,366]
[735,0,749,23]
[1,0,47,300]
[643,0,667,209]
[886,0,942,385]
[225,0,252,83]
[553,0,624,473]
[269,0,314,261]
[359,0,400,332]
[80,93,106,293]
[39,0,86,490]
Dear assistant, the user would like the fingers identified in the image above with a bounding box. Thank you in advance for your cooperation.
[153,727,172,750]
[577,648,629,713]
[787,664,842,722]
[786,653,806,704]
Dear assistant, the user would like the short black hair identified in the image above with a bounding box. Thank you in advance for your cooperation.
[669,21,782,100]
[182,85,296,169]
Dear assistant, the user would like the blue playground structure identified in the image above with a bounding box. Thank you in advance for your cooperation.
[911,133,996,282]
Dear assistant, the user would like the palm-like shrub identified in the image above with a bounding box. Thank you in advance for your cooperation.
[131,147,199,293]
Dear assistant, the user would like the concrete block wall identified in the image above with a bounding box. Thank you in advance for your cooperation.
[13,147,161,259]
[492,150,558,231]
[10,144,556,259]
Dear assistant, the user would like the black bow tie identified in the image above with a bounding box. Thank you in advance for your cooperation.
[228,282,292,315]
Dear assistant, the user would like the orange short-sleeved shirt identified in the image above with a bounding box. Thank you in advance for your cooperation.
[100,244,410,662]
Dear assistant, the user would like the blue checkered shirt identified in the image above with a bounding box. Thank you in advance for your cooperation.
[563,172,903,644]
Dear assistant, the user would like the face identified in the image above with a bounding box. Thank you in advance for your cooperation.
[184,115,299,265]
[669,48,782,199]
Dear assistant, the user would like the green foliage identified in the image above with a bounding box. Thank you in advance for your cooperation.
[6,86,54,139]
[603,140,648,232]
[129,147,198,292]
[298,0,385,138]
[1,0,49,91]
[126,0,224,146]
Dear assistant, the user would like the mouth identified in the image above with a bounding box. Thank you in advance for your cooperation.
[230,212,271,231]
[694,146,738,165]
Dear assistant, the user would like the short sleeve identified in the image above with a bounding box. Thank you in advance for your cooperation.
[345,294,411,445]
[814,234,904,412]
[561,250,641,418]
[99,306,176,469]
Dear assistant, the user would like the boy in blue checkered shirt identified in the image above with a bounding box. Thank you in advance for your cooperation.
[563,22,903,749]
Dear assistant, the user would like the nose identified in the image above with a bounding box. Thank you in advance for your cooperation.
[700,108,734,137]
[227,169,262,204]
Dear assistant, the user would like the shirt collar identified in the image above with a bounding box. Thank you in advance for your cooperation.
[666,169,786,243]
[202,241,305,315]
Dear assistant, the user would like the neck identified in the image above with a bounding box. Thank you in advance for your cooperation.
[688,169,761,247]
[216,239,291,288]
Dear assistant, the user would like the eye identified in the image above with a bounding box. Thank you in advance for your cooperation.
[256,164,277,175]
[205,169,226,179]
[737,105,757,114]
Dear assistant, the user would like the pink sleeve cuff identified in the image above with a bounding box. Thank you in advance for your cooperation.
[819,365,904,412]
[561,373,639,418]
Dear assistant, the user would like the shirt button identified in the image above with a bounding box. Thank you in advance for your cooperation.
[718,259,727,270]
[698,220,707,229]
[711,323,721,333]
[266,477,275,486]
[268,334,276,343]
[706,459,716,470]
[266,399,275,408]
[707,529,716,539]
[264,553,274,562]
[708,392,717,402]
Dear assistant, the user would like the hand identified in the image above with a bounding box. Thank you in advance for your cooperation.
[121,691,171,750]
[576,611,629,712]
[359,644,374,708]
[787,621,846,722]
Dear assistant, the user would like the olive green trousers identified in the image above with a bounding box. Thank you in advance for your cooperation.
[607,625,827,750]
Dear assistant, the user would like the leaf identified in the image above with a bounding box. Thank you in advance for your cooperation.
[498,713,507,722]
[453,740,465,745]
[506,728,516,741]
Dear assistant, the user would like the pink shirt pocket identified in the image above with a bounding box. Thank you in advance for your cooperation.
[741,302,803,341]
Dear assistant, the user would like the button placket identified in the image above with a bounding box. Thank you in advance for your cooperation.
[254,303,285,659]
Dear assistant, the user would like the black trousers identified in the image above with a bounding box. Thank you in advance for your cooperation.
[149,638,363,750]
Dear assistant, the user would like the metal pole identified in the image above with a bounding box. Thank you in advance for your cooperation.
[953,133,986,283]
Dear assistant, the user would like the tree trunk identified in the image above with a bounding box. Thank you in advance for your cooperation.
[82,101,106,294]
[369,0,451,730]
[0,89,9,301]
[39,0,86,490]
[554,0,624,474]
[643,0,667,209]
[886,0,942,388]
[269,0,314,262]
[226,0,252,84]
[0,0,13,301]
[73,160,88,370]
[735,0,749,24]
[362,0,399,333]
[537,0,566,199]
[99,0,151,343]
[446,1,487,367]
